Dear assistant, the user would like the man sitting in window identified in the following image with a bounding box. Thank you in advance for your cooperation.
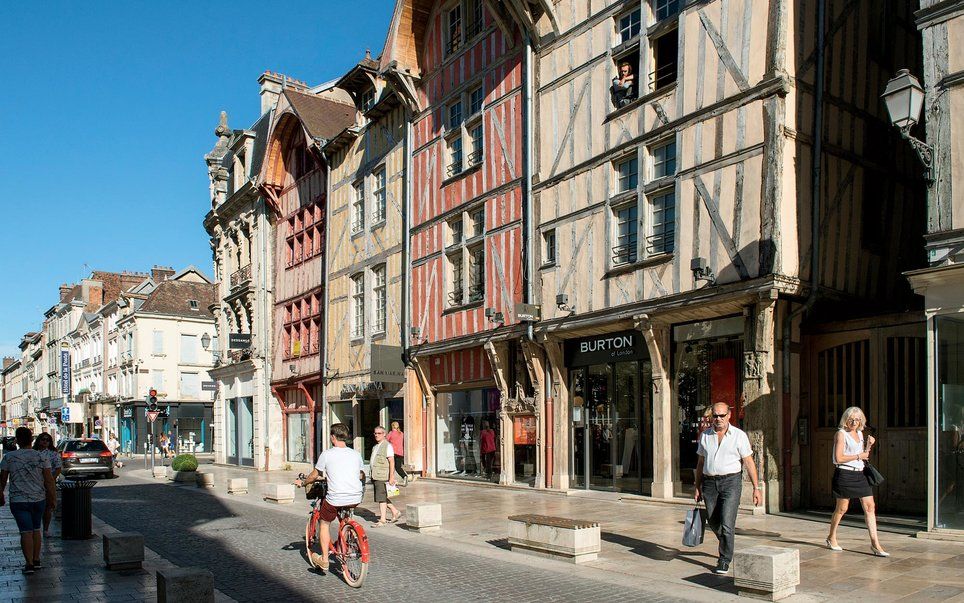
[611,61,637,108]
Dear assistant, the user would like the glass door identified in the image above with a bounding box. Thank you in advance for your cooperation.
[227,398,239,464]
[613,361,641,494]
[937,316,964,530]
[571,369,587,488]
[239,397,254,467]
[587,363,614,490]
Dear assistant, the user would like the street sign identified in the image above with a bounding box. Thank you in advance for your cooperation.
[147,410,160,423]
[61,407,70,422]
[515,303,541,322]
[201,381,217,392]
[60,349,71,395]
[229,333,252,349]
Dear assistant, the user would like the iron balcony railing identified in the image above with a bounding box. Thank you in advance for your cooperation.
[612,242,639,265]
[231,264,252,287]
[466,149,483,168]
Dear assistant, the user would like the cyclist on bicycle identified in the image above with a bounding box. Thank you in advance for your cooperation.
[294,423,364,571]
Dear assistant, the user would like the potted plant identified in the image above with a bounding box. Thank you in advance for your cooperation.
[170,453,199,483]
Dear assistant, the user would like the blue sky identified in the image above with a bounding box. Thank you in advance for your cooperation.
[0,1,394,358]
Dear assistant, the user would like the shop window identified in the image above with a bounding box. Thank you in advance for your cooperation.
[351,273,365,338]
[646,190,675,255]
[351,181,365,234]
[936,316,964,529]
[435,389,502,482]
[543,229,556,266]
[650,28,678,91]
[612,204,638,265]
[372,264,387,335]
[371,166,387,224]
[286,413,310,463]
[650,139,677,179]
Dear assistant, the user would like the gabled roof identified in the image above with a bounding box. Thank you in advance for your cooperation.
[137,280,217,319]
[283,89,356,142]
[171,266,212,284]
[248,110,272,181]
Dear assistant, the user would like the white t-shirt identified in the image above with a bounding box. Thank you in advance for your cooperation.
[697,425,752,476]
[314,446,364,507]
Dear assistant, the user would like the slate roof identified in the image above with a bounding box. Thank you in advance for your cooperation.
[138,280,217,319]
[284,89,356,142]
[248,110,272,179]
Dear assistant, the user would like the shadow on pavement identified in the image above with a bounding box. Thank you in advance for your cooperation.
[601,531,716,570]
[681,571,740,594]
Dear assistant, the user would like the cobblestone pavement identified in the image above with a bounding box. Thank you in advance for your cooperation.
[89,473,717,603]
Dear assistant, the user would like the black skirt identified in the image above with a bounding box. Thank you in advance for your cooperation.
[832,466,873,499]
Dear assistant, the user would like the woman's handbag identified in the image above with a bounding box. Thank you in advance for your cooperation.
[864,461,885,486]
[682,504,707,547]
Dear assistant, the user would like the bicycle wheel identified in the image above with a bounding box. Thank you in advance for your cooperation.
[339,523,369,588]
[304,514,320,569]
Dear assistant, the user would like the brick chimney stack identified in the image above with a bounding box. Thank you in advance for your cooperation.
[59,283,73,302]
[151,266,176,282]
[2,357,14,370]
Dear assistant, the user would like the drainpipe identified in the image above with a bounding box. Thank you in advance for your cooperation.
[781,0,824,511]
[403,115,413,463]
[320,149,333,455]
[260,197,272,471]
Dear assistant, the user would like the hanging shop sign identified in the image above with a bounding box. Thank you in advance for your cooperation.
[229,333,252,349]
[513,415,537,445]
[60,345,71,395]
[371,344,406,384]
[564,330,648,367]
[122,407,133,419]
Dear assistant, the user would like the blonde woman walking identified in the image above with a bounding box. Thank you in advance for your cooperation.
[825,406,889,556]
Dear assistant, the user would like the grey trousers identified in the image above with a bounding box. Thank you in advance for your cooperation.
[702,472,742,563]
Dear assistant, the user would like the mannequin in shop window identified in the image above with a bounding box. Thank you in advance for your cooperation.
[459,415,477,475]
[480,420,497,479]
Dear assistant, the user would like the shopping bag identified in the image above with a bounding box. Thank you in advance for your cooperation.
[682,505,706,547]
[387,483,401,497]
[864,462,885,487]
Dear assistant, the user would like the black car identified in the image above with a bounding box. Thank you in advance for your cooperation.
[57,439,114,479]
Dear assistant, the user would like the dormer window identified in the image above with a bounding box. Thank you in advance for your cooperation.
[360,87,376,113]
[188,300,199,310]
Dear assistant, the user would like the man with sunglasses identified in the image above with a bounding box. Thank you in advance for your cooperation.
[694,402,762,575]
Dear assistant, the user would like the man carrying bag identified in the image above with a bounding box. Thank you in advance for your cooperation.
[682,503,706,547]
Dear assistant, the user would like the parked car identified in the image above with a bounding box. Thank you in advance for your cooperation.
[57,439,114,479]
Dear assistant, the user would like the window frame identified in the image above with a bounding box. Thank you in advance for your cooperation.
[444,82,485,178]
[371,166,387,226]
[351,180,365,234]
[351,273,365,339]
[645,188,676,256]
[372,264,387,335]
[617,7,642,44]
[445,205,487,308]
[445,0,485,58]
[542,229,557,267]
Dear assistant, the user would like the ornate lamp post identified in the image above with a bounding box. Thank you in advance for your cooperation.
[881,69,933,184]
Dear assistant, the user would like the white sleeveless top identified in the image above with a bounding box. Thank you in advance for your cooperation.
[835,429,864,470]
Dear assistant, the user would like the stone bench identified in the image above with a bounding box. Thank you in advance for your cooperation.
[196,472,215,488]
[103,532,144,570]
[405,502,441,532]
[157,567,214,603]
[264,483,295,504]
[227,478,248,495]
[507,514,600,564]
[733,545,800,601]
[152,466,167,479]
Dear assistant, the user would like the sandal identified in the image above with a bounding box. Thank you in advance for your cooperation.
[389,514,401,523]
[372,520,387,527]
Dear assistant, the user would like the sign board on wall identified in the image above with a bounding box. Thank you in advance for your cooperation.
[201,381,217,392]
[229,333,252,349]
[513,415,537,445]
[60,346,71,395]
[564,330,648,367]
[64,403,85,424]
[371,344,406,384]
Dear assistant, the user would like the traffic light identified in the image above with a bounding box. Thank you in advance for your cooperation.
[148,388,158,412]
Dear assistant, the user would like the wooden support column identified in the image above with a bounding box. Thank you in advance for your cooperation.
[636,315,674,499]
[410,359,436,477]
[742,291,778,510]
[484,341,513,485]
[542,339,569,491]
[521,340,546,489]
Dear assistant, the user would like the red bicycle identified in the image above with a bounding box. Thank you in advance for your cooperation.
[299,474,370,587]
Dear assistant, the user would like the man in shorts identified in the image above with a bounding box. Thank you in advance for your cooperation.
[0,427,57,574]
[295,423,363,571]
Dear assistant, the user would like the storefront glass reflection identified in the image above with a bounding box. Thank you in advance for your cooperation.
[937,316,964,530]
[286,413,309,463]
[436,388,501,482]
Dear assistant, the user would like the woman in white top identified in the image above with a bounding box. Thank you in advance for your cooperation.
[32,432,61,537]
[825,406,888,556]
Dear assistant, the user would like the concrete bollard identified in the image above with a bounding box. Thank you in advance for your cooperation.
[152,466,167,479]
[195,472,215,488]
[405,502,441,532]
[157,568,214,603]
[103,532,144,570]
[263,483,295,504]
[733,545,800,601]
[227,478,249,495]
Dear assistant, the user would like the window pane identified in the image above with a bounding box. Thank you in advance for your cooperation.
[619,9,641,42]
[450,219,463,245]
[618,158,638,192]
[448,135,463,176]
[352,182,364,232]
[469,246,485,302]
[647,191,676,254]
[613,205,638,264]
[655,0,680,21]
[449,253,464,306]
[544,230,556,264]
[470,87,484,114]
[352,274,365,337]
[448,101,463,129]
[373,266,387,333]
[180,372,200,399]
[447,5,463,54]
[180,334,197,364]
[373,168,386,223]
[652,140,677,179]
[468,123,483,166]
[153,331,163,355]
[470,208,484,237]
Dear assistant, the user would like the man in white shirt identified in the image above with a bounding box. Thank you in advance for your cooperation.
[295,423,364,571]
[694,403,762,575]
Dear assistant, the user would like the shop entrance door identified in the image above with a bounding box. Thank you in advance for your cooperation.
[570,361,650,493]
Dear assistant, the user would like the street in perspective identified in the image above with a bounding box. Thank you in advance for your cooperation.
[3,0,964,601]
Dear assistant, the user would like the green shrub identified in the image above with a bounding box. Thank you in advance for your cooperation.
[171,454,198,472]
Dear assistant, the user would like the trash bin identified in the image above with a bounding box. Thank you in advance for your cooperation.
[60,479,95,539]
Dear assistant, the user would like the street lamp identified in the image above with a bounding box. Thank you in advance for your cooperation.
[201,333,211,350]
[881,68,933,183]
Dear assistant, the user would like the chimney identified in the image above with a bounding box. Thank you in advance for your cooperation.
[81,279,104,311]
[151,266,176,282]
[2,357,13,370]
[259,71,284,115]
[59,283,73,302]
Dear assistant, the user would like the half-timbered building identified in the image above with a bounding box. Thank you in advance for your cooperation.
[320,54,411,461]
[258,77,355,468]
[382,0,541,486]
[530,0,926,514]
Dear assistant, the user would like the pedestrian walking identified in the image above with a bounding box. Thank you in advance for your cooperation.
[0,427,57,574]
[369,426,400,526]
[386,421,407,485]
[107,433,122,468]
[694,402,763,575]
[32,433,61,537]
[159,434,171,459]
[825,406,889,556]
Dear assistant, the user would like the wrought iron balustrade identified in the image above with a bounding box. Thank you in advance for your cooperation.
[231,264,252,287]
